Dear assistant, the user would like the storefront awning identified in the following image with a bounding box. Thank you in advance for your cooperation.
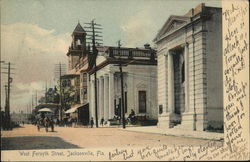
[65,107,78,114]
[64,103,88,114]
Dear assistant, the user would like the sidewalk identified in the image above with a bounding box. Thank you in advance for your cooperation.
[123,126,224,141]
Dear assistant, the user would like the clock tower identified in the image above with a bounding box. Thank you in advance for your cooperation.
[67,23,87,70]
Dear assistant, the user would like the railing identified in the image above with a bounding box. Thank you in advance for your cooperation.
[109,48,155,59]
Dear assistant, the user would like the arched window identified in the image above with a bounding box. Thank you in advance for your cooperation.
[181,61,185,83]
[76,39,81,45]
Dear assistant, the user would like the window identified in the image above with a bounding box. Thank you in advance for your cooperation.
[181,61,185,83]
[83,87,87,99]
[138,91,146,113]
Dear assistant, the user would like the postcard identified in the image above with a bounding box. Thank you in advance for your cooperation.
[1,0,249,161]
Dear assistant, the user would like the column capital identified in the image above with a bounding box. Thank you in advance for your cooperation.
[163,49,170,56]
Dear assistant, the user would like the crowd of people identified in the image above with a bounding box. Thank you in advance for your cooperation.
[34,109,137,131]
[36,116,55,132]
[89,109,137,128]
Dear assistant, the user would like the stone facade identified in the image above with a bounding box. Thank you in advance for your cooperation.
[154,3,223,131]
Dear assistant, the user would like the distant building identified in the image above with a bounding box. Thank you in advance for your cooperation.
[87,45,158,124]
[10,111,29,124]
[154,3,223,131]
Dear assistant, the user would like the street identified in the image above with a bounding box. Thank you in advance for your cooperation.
[1,124,223,150]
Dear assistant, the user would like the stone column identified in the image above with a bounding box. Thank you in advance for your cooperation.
[99,76,104,121]
[178,43,196,130]
[109,72,115,119]
[168,51,174,113]
[91,80,95,119]
[184,43,190,112]
[157,51,174,129]
[104,74,109,121]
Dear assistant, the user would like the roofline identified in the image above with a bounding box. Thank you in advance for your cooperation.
[87,58,157,75]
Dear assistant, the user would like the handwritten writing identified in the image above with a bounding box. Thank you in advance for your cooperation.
[222,0,249,161]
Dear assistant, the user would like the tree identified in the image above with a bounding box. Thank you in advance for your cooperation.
[38,87,59,104]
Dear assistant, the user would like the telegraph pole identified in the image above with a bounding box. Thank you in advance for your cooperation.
[45,81,47,103]
[85,20,103,128]
[2,62,14,129]
[36,90,38,107]
[31,94,34,114]
[55,63,66,121]
[4,85,8,120]
[0,60,5,129]
[7,63,11,128]
[59,62,62,121]
[118,41,126,129]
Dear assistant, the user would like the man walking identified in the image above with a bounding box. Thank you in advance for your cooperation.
[90,117,94,128]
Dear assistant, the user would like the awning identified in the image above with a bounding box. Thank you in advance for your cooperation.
[64,104,88,114]
[38,108,53,112]
[65,107,78,114]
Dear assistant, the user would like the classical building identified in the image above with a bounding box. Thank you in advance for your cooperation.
[154,3,223,131]
[88,45,158,124]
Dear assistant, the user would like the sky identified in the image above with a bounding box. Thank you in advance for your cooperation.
[0,0,221,113]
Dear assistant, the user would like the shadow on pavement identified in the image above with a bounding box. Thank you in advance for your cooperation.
[1,136,81,150]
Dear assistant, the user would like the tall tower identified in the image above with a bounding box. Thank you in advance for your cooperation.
[67,22,86,70]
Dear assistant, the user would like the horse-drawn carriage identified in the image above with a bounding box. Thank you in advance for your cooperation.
[37,117,54,132]
[36,108,54,132]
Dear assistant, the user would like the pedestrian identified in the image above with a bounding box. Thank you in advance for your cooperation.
[50,118,54,132]
[100,118,104,127]
[90,117,94,128]
[56,118,59,126]
[37,118,43,132]
[44,117,50,132]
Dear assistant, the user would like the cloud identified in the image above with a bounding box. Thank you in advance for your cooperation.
[1,23,70,112]
[120,8,155,47]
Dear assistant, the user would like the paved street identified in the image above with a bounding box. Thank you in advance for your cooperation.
[1,124,223,150]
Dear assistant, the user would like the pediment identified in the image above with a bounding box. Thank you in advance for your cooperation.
[154,15,189,42]
[165,19,186,33]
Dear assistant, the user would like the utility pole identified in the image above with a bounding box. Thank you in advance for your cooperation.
[1,60,5,129]
[2,62,14,129]
[85,20,103,128]
[113,41,135,129]
[55,63,66,121]
[36,90,38,107]
[118,41,126,129]
[7,62,11,129]
[59,63,62,121]
[45,81,47,103]
[4,85,8,121]
[31,94,34,114]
